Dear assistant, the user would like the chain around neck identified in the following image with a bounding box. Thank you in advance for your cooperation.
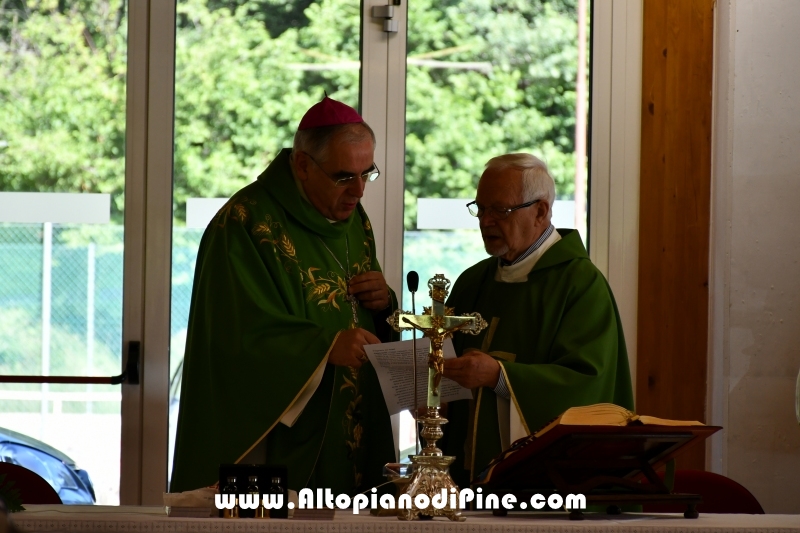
[317,235,351,279]
[317,234,359,327]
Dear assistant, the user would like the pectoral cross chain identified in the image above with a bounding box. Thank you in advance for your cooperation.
[317,236,359,327]
[345,275,359,326]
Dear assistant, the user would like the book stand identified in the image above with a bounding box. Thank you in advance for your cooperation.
[474,424,721,520]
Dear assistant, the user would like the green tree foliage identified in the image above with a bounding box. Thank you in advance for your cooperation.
[0,0,128,218]
[0,0,582,228]
[403,0,580,225]
[171,0,361,221]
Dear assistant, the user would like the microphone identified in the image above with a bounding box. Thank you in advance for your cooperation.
[407,271,419,294]
[406,270,421,455]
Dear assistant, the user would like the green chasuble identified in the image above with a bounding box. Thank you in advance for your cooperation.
[171,149,396,494]
[442,229,634,486]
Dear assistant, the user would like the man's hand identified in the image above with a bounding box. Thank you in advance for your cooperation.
[348,271,390,311]
[443,350,501,389]
[328,328,380,368]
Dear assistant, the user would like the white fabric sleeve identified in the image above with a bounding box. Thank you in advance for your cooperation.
[493,371,511,399]
[497,396,511,452]
[510,402,527,442]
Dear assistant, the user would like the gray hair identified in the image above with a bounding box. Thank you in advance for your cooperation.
[292,122,376,164]
[484,153,556,206]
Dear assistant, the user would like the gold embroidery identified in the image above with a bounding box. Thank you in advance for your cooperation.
[252,214,299,271]
[279,234,296,258]
[302,269,348,312]
[353,256,371,276]
[216,196,255,227]
[301,254,371,314]
[341,367,364,488]
[360,213,374,272]
[253,222,272,237]
[489,351,517,363]
[251,206,376,488]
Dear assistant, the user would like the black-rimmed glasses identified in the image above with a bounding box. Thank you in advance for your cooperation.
[304,152,380,187]
[466,199,540,219]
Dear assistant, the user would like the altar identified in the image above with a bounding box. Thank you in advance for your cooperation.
[10,506,800,533]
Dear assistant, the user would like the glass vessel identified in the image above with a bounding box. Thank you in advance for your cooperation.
[247,475,263,519]
[221,476,238,519]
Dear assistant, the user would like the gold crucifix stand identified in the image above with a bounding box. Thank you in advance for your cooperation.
[387,274,487,521]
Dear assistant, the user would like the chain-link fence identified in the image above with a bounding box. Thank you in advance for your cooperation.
[0,223,204,504]
[0,224,124,394]
[0,224,203,412]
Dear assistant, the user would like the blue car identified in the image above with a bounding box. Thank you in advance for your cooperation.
[0,427,95,504]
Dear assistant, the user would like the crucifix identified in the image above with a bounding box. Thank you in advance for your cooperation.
[387,273,487,521]
[344,280,359,327]
[389,274,486,405]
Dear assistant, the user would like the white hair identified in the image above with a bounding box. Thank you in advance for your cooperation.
[484,153,556,207]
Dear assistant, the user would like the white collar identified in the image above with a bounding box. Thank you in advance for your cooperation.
[494,229,561,283]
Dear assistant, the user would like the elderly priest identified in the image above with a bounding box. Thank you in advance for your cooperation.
[442,153,634,486]
[171,97,396,495]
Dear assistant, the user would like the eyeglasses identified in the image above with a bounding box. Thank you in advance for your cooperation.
[304,152,380,187]
[466,199,540,219]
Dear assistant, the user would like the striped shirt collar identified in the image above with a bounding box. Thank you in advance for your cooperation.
[498,225,555,267]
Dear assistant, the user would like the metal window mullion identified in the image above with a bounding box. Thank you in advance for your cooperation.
[589,0,643,394]
[139,0,177,505]
[360,0,407,297]
[382,2,408,298]
[360,0,390,286]
[707,0,735,475]
[589,0,613,276]
[120,0,149,505]
[360,0,409,463]
[611,0,643,398]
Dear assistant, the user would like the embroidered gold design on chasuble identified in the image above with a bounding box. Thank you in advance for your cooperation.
[247,205,374,489]
[302,268,350,312]
[300,233,374,316]
[340,369,364,488]
[217,196,255,226]
[342,218,375,487]
[252,215,299,272]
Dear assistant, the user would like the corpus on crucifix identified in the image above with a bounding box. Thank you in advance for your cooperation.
[389,274,487,406]
[387,273,487,521]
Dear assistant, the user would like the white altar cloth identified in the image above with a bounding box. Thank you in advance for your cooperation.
[10,505,800,533]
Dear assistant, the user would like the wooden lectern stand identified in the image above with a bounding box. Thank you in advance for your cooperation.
[474,424,721,520]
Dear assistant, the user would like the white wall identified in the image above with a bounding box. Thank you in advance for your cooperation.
[710,0,800,514]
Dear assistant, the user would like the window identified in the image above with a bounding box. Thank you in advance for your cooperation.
[168,0,364,483]
[1,0,639,501]
[0,0,129,504]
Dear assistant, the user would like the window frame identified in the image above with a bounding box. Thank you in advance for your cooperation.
[120,0,176,505]
[588,0,643,392]
[120,0,644,502]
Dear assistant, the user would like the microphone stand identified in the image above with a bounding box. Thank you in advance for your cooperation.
[406,270,421,458]
[411,289,419,456]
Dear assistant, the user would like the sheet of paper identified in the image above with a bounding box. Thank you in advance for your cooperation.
[364,338,473,415]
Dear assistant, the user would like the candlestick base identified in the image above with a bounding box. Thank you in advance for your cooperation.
[397,408,465,522]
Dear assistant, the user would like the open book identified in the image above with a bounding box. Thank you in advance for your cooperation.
[533,403,704,438]
[474,403,718,494]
